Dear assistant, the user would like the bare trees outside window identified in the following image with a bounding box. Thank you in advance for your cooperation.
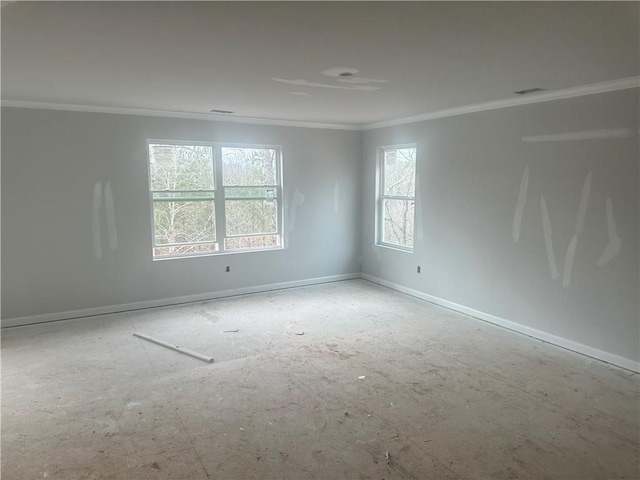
[378,146,416,250]
[222,147,280,250]
[149,142,282,259]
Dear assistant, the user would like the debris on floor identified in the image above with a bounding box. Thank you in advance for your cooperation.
[223,329,239,333]
[385,451,390,464]
[295,331,305,335]
[133,332,214,363]
[358,375,366,379]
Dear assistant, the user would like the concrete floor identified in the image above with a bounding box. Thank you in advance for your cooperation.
[2,279,638,479]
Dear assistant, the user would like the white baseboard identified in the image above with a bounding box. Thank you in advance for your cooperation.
[4,271,638,373]
[361,274,640,373]
[1,273,360,329]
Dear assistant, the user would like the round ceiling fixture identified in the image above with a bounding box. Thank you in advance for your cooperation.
[321,67,360,78]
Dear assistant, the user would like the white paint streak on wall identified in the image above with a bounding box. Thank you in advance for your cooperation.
[104,181,118,250]
[512,165,529,243]
[575,171,592,235]
[333,182,340,214]
[540,196,559,279]
[558,171,592,288]
[287,188,305,233]
[522,128,631,142]
[597,198,621,266]
[562,234,578,288]
[92,181,102,259]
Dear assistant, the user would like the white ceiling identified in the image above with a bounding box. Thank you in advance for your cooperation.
[2,1,638,127]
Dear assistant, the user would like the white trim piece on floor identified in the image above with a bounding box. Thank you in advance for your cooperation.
[360,273,640,373]
[0,273,360,329]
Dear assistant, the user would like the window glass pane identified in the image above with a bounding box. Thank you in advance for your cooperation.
[384,148,416,196]
[382,199,414,247]
[225,199,277,235]
[149,144,214,191]
[224,235,279,251]
[154,243,218,257]
[222,147,277,186]
[224,186,276,199]
[153,200,215,245]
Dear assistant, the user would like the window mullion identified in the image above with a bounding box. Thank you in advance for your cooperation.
[277,185,283,236]
[213,145,226,251]
[377,197,382,245]
[378,157,385,245]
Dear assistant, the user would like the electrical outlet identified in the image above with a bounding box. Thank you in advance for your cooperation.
[417,266,421,273]
[225,266,230,273]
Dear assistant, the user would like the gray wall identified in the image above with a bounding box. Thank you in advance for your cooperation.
[3,90,638,365]
[361,89,639,363]
[1,108,362,319]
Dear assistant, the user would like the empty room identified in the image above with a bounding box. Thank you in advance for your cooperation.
[1,1,639,479]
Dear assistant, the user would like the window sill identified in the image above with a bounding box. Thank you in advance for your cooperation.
[153,245,284,261]
[375,243,413,254]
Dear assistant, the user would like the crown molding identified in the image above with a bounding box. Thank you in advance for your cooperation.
[361,76,640,130]
[0,100,362,131]
[2,76,638,131]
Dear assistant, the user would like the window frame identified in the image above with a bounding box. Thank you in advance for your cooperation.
[147,139,284,260]
[375,143,417,252]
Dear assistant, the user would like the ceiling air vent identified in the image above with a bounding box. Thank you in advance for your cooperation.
[514,88,546,95]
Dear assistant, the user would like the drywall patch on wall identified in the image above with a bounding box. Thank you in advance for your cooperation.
[512,165,529,243]
[287,188,306,233]
[333,182,340,214]
[562,234,579,288]
[92,181,102,259]
[92,180,118,257]
[540,195,559,279]
[104,181,118,250]
[597,198,621,266]
[522,128,631,142]
[560,171,592,288]
[575,171,592,235]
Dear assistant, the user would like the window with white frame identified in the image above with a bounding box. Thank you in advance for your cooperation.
[377,145,416,250]
[148,141,282,259]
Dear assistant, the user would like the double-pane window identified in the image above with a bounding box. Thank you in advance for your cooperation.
[148,142,282,259]
[377,145,416,250]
